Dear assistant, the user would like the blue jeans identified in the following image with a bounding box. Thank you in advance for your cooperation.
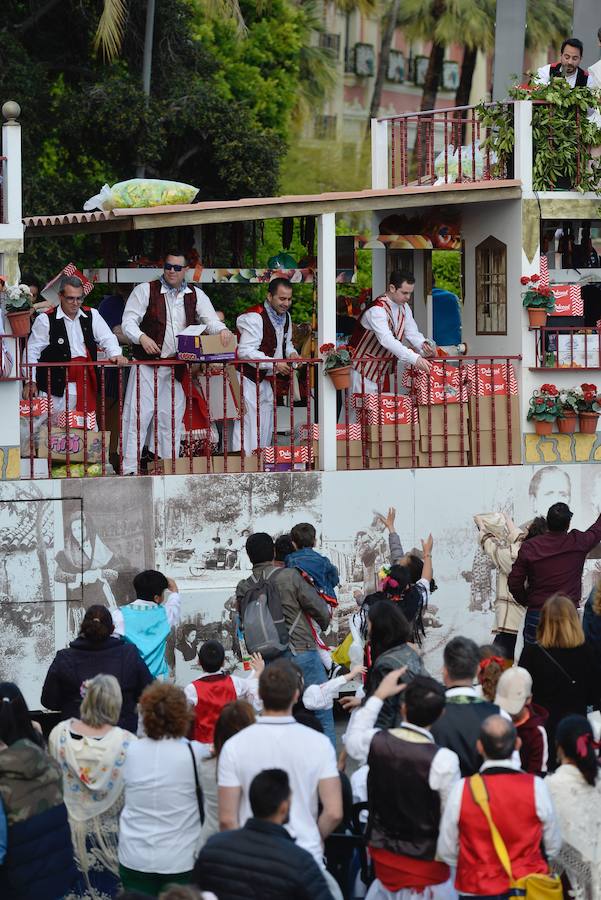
[291,648,337,749]
[523,608,541,644]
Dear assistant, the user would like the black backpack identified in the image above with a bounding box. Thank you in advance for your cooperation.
[239,568,296,660]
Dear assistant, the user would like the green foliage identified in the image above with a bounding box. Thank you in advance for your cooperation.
[432,251,461,297]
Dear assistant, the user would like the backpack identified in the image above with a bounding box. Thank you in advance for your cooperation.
[239,568,293,660]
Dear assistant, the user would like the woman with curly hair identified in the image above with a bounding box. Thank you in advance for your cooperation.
[118,682,204,896]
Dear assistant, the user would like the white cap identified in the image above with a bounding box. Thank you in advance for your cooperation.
[495,666,532,716]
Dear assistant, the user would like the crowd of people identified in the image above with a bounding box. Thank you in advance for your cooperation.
[0,496,600,899]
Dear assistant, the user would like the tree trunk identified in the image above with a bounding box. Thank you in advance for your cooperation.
[455,45,478,142]
[366,0,401,132]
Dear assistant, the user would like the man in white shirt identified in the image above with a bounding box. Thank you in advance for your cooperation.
[347,270,434,421]
[232,277,299,452]
[590,28,601,86]
[536,37,595,89]
[23,276,127,416]
[120,250,233,474]
[218,658,343,898]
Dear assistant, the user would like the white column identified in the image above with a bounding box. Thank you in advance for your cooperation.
[513,100,533,196]
[317,213,337,472]
[2,102,23,229]
[371,118,389,189]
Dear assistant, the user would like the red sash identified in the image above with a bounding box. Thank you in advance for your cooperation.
[67,355,97,413]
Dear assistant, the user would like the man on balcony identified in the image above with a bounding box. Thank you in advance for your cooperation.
[347,270,434,420]
[120,250,233,475]
[535,37,595,89]
[23,275,127,422]
[232,278,298,453]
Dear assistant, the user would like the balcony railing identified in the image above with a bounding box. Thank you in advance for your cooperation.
[532,325,601,370]
[14,353,521,478]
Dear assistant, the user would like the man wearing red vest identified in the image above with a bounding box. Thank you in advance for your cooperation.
[437,715,561,899]
[232,277,298,452]
[121,250,233,474]
[24,275,127,416]
[184,640,263,757]
[348,270,434,422]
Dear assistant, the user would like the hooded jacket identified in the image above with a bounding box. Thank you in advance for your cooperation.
[517,703,549,777]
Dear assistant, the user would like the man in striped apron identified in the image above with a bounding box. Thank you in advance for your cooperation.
[348,270,434,420]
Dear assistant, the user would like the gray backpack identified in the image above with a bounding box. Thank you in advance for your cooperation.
[239,568,292,660]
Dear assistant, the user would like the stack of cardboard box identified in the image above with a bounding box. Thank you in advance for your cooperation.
[352,394,419,469]
[467,363,520,466]
[301,424,365,470]
[410,363,470,467]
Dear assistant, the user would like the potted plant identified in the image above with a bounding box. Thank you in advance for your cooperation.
[557,387,580,434]
[320,343,353,390]
[521,275,555,327]
[4,284,34,337]
[575,382,601,433]
[526,383,560,435]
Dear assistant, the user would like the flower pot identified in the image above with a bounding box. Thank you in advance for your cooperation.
[578,412,599,434]
[6,309,32,337]
[327,365,352,390]
[534,419,554,435]
[557,413,577,434]
[527,307,547,328]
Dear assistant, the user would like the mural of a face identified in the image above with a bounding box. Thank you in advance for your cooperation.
[529,466,571,519]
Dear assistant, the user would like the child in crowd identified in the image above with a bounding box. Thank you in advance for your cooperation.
[477,645,508,701]
[379,534,433,646]
[184,640,263,756]
[285,522,339,670]
[495,666,549,777]
[274,533,295,567]
[111,570,181,680]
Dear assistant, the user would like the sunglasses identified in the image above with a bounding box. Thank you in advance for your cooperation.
[164,263,185,272]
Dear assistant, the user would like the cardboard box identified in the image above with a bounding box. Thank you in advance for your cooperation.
[337,456,367,471]
[418,432,469,453]
[149,457,211,475]
[262,446,314,465]
[556,334,600,368]
[177,327,237,362]
[409,362,469,405]
[312,440,365,459]
[367,456,419,469]
[363,424,418,444]
[418,404,469,437]
[366,441,415,459]
[465,362,518,397]
[38,428,110,462]
[468,395,520,433]
[353,393,417,428]
[418,449,469,467]
[211,454,261,473]
[470,428,522,466]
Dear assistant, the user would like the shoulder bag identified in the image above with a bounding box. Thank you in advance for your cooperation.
[536,644,576,686]
[469,774,562,899]
[187,741,205,826]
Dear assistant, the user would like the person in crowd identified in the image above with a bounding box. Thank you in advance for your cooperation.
[376,506,405,563]
[432,276,462,349]
[120,250,232,474]
[118,682,204,896]
[364,601,429,729]
[536,37,596,88]
[494,667,549,777]
[518,593,601,770]
[232,277,299,452]
[0,682,81,899]
[508,500,601,644]
[236,533,335,746]
[430,637,500,776]
[348,270,434,420]
[193,768,334,899]
[583,580,601,656]
[380,536,433,646]
[547,715,601,898]
[345,670,460,899]
[477,647,506,702]
[274,533,295,566]
[111,570,181,680]
[335,296,357,341]
[198,700,256,850]
[184,640,263,757]
[41,604,153,733]
[49,673,136,897]
[437,716,561,899]
[217,660,343,899]
[475,512,548,660]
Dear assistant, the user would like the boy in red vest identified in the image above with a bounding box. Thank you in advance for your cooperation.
[437,715,561,899]
[232,278,299,452]
[184,640,264,757]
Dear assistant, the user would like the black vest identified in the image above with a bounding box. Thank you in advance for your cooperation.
[36,308,98,398]
[367,728,440,859]
[549,62,589,88]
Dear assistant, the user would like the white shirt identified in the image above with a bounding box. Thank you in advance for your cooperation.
[236,305,296,372]
[343,695,460,809]
[360,300,426,366]
[26,306,121,369]
[303,675,364,711]
[590,59,601,87]
[184,668,262,712]
[535,63,596,89]
[118,736,205,873]
[122,281,226,358]
[218,715,339,864]
[111,592,181,636]
[436,757,562,871]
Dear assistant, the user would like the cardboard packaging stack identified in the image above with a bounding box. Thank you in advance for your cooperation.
[409,363,469,467]
[300,424,365,471]
[467,363,520,466]
[352,394,419,469]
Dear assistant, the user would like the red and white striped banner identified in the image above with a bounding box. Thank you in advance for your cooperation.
[465,363,518,397]
[352,393,417,425]
[56,410,98,430]
[548,284,583,317]
[19,398,49,417]
[405,363,469,405]
[300,423,363,441]
[539,256,549,288]
[262,445,313,464]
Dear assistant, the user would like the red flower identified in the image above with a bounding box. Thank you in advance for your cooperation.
[581,383,597,392]
[520,276,530,285]
[319,343,335,353]
[540,383,558,395]
[531,274,540,282]
[545,398,555,407]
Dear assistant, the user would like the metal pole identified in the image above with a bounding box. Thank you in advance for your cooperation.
[492,0,527,101]
[136,0,156,178]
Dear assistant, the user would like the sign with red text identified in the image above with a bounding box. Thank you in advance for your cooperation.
[408,363,469,405]
[466,363,518,397]
[352,393,417,425]
[548,284,583,317]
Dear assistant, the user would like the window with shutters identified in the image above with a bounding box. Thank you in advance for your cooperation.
[476,236,507,335]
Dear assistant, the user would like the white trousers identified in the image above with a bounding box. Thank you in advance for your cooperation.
[231,376,274,452]
[121,364,185,473]
[365,877,457,900]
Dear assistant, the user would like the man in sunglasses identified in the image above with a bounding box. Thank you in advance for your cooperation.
[121,250,233,474]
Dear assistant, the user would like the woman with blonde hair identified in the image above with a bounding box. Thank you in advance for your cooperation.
[519,593,601,769]
[49,673,136,898]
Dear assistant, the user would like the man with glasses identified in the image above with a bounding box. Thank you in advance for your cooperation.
[121,249,233,474]
[24,275,127,422]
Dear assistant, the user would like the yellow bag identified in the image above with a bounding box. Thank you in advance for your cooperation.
[469,775,563,899]
[331,632,353,668]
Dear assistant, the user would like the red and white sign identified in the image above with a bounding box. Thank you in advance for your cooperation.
[56,410,98,430]
[262,445,313,464]
[466,363,518,397]
[301,423,363,441]
[548,284,583,317]
[539,256,549,287]
[406,362,469,405]
[19,397,48,417]
[352,393,417,425]
[41,262,95,306]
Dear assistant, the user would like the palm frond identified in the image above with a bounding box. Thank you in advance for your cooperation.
[93,0,128,61]
[333,0,380,15]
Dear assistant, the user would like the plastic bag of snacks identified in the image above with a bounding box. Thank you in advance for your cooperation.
[84,178,199,212]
